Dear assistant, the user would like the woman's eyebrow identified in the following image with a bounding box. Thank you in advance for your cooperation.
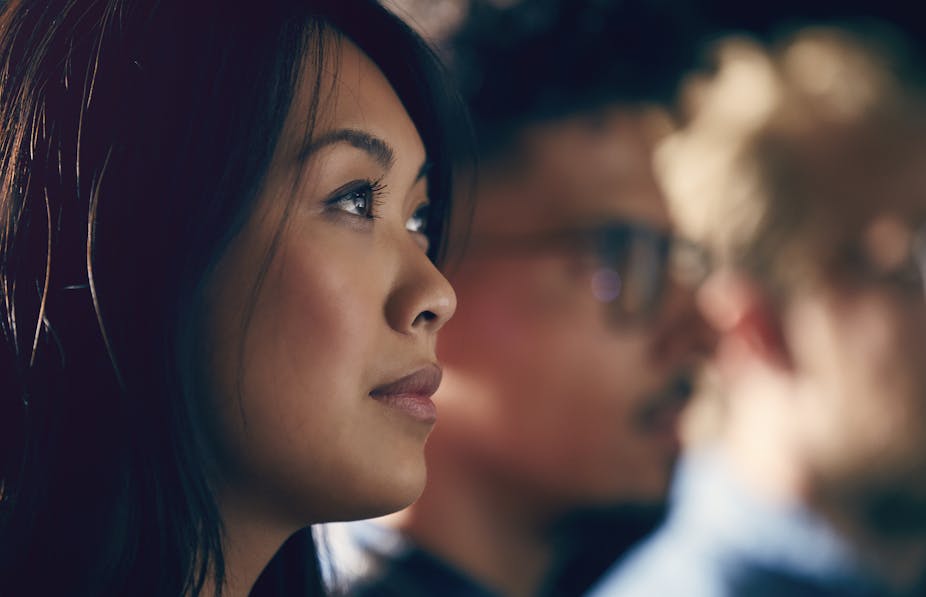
[298,128,395,169]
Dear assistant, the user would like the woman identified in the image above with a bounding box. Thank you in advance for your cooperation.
[0,0,466,595]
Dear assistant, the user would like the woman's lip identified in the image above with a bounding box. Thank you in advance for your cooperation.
[369,364,442,423]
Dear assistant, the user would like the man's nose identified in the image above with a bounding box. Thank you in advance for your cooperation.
[651,279,719,363]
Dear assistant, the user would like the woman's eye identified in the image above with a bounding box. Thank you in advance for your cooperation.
[333,187,374,218]
[406,203,429,234]
[326,179,385,220]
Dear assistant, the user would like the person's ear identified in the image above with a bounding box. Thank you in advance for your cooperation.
[697,269,792,371]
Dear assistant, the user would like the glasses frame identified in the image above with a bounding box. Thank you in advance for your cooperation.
[463,221,710,322]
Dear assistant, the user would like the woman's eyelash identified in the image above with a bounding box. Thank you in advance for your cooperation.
[326,177,387,220]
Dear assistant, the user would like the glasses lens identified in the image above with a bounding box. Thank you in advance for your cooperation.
[592,225,710,321]
[594,225,671,321]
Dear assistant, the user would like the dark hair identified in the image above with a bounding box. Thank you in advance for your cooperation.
[0,0,465,595]
[442,0,702,158]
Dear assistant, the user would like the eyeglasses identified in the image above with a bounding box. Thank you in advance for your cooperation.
[464,222,710,322]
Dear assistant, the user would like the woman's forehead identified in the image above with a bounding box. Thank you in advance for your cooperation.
[277,35,425,167]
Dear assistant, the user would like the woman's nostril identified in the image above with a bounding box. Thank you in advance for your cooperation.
[414,310,438,326]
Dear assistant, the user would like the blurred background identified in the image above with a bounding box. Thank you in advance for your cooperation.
[323,3,926,596]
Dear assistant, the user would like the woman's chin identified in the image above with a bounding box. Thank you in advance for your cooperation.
[326,459,428,523]
[371,465,429,517]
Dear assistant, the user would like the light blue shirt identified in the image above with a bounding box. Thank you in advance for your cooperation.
[586,449,896,597]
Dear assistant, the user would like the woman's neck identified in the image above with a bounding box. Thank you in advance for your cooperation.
[201,492,297,597]
[396,464,560,597]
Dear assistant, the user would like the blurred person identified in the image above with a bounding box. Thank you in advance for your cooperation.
[589,23,926,597]
[323,1,715,596]
[0,1,467,595]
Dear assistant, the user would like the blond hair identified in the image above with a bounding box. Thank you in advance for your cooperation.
[658,26,926,295]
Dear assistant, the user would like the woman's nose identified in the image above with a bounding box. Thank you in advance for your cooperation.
[385,248,457,336]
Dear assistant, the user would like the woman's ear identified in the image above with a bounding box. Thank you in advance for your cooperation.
[698,269,793,372]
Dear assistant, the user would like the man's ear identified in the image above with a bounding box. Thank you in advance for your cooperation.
[697,269,792,371]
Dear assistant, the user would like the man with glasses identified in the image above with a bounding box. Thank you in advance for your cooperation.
[322,1,714,596]
[589,23,926,597]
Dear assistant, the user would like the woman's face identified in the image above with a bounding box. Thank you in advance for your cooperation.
[202,37,456,528]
